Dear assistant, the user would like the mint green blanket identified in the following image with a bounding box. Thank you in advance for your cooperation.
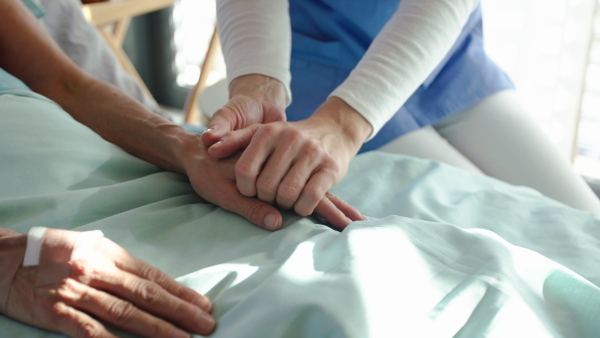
[1,91,599,337]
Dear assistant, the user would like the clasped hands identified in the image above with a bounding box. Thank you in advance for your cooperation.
[197,75,373,231]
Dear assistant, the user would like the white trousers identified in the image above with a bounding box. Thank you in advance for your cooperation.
[378,90,600,214]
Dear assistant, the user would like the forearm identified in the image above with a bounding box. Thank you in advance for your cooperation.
[61,75,196,174]
[217,0,292,104]
[330,0,480,139]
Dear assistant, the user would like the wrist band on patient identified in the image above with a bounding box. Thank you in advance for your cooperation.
[24,227,104,267]
[0,229,27,315]
[0,227,104,315]
[23,226,47,266]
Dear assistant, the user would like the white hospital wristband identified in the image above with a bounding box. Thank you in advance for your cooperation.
[23,226,47,266]
[22,227,104,266]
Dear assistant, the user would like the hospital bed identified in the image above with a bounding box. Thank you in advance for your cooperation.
[1,89,599,337]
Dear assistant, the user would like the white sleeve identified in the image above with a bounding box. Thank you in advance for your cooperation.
[216,0,292,105]
[330,0,480,140]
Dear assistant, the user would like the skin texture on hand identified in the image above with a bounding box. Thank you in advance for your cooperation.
[201,74,288,148]
[178,132,365,230]
[206,96,373,221]
[5,229,215,338]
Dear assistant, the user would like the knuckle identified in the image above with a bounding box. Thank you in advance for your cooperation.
[235,161,256,181]
[76,321,103,338]
[134,281,162,304]
[277,182,301,203]
[55,279,77,301]
[107,301,136,325]
[259,123,278,135]
[70,259,94,282]
[322,157,339,172]
[140,265,164,283]
[256,177,277,197]
[282,128,303,143]
[293,204,312,217]
[302,139,321,155]
[304,185,323,204]
[243,201,265,222]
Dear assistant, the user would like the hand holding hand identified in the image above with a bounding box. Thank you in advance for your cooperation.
[206,97,373,222]
[201,74,287,147]
[179,137,364,230]
[6,228,215,338]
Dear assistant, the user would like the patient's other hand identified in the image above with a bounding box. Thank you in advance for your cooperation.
[6,229,215,337]
[200,74,287,148]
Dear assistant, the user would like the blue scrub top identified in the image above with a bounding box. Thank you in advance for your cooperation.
[286,0,513,153]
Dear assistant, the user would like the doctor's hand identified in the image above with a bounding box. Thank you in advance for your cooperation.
[201,74,287,148]
[205,97,373,222]
[179,137,364,230]
[5,229,215,338]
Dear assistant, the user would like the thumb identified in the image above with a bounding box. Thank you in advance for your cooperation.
[208,125,261,159]
[221,194,283,231]
[200,108,236,147]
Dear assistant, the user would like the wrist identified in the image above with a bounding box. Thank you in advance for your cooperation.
[229,74,287,110]
[313,96,373,150]
[172,130,208,177]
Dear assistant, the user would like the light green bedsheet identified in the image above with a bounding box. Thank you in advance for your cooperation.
[1,91,599,337]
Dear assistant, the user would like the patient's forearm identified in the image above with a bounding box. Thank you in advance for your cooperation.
[0,0,195,175]
[61,75,195,174]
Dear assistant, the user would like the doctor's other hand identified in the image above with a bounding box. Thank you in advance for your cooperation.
[200,74,287,148]
[5,228,215,338]
[206,96,373,223]
[179,136,365,230]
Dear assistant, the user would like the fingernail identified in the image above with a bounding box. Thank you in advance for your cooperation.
[170,327,190,338]
[209,141,223,149]
[264,214,278,230]
[346,217,352,224]
[196,311,216,332]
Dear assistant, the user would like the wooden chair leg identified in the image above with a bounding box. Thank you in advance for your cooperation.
[183,27,221,125]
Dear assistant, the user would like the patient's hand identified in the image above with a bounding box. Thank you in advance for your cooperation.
[6,229,215,337]
[180,142,364,231]
[204,97,372,222]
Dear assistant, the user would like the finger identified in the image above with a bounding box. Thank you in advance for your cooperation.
[255,133,304,203]
[51,301,118,338]
[324,191,367,222]
[200,108,237,147]
[313,195,352,230]
[207,124,261,159]
[274,154,320,210]
[217,189,283,231]
[110,255,213,313]
[293,169,335,217]
[68,263,215,336]
[235,125,279,197]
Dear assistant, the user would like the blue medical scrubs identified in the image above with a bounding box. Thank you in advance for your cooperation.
[286,0,513,153]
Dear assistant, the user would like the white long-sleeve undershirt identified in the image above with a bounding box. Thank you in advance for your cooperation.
[216,0,480,139]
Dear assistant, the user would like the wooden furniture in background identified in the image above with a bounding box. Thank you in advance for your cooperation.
[81,0,178,100]
[182,27,220,125]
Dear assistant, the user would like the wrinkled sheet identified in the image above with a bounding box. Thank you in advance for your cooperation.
[1,91,599,337]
